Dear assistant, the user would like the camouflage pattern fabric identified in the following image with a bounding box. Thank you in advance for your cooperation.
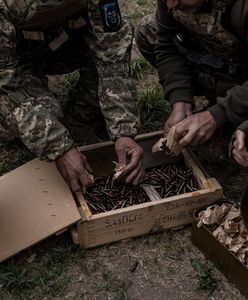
[134,14,157,67]
[0,0,140,161]
[135,13,240,103]
[137,0,248,130]
[172,9,243,62]
[85,0,139,139]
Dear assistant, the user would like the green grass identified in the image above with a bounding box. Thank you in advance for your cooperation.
[131,58,153,80]
[139,86,170,133]
[0,234,86,299]
[191,259,217,293]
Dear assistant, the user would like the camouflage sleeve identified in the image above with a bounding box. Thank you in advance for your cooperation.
[0,12,74,161]
[85,0,140,140]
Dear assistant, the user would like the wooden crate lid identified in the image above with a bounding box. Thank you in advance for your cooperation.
[0,159,81,262]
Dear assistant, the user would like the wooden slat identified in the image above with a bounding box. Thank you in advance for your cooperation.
[183,149,210,189]
[77,182,223,248]
[75,192,92,220]
[142,185,161,202]
[166,126,184,156]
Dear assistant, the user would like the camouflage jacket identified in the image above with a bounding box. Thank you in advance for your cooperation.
[0,0,139,161]
[155,0,248,129]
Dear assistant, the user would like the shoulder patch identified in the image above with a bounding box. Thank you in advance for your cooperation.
[99,0,121,32]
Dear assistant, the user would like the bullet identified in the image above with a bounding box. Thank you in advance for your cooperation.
[85,162,197,213]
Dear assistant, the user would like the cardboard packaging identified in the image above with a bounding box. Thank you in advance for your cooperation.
[0,131,222,262]
[191,201,248,298]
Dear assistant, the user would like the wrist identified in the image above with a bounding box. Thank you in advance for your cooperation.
[115,136,135,142]
[113,135,136,142]
[204,111,217,127]
[55,144,78,161]
[208,104,229,128]
[172,102,192,110]
[237,121,248,134]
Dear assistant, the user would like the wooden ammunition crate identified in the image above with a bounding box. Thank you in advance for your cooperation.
[75,131,223,248]
[0,131,223,262]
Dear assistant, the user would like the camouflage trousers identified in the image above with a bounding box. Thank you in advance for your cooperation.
[135,14,239,103]
[0,33,108,146]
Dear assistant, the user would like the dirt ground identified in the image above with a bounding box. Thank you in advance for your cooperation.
[1,1,248,299]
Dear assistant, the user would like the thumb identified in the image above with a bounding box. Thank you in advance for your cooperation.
[236,130,246,151]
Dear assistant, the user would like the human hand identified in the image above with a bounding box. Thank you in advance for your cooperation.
[232,130,248,167]
[55,147,94,192]
[173,111,216,147]
[164,102,192,136]
[115,137,144,185]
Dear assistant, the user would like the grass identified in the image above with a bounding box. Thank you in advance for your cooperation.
[130,57,170,134]
[191,259,217,293]
[131,58,153,80]
[100,270,132,296]
[139,86,170,133]
[0,234,87,299]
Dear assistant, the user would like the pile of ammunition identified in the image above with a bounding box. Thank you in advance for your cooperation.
[85,178,150,214]
[85,162,198,214]
[142,163,197,198]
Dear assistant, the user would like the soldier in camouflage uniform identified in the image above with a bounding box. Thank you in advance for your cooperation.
[135,0,248,167]
[0,0,144,191]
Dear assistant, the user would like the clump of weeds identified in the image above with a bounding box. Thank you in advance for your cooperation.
[131,58,153,79]
[191,259,217,293]
[139,86,170,133]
